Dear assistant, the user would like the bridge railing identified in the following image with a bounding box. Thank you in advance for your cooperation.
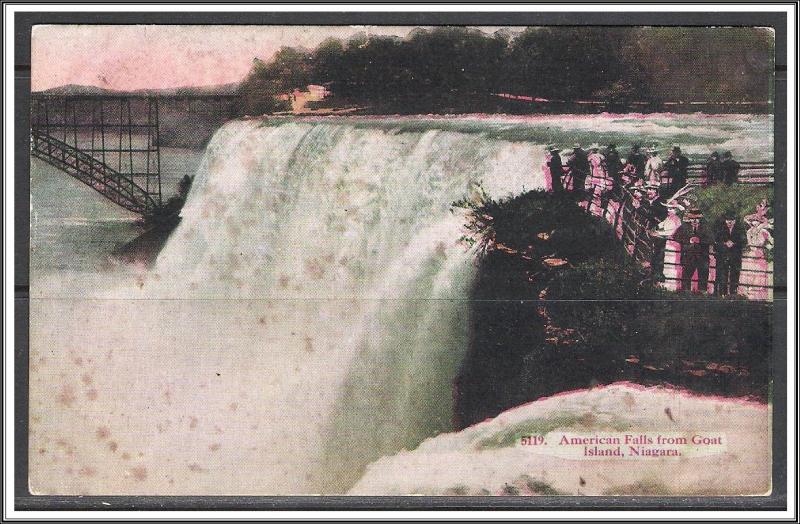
[31,130,154,214]
[658,162,774,187]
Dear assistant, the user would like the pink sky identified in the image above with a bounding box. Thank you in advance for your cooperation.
[31,25,508,91]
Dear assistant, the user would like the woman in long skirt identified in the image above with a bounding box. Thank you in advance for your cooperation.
[738,199,773,300]
[587,144,609,216]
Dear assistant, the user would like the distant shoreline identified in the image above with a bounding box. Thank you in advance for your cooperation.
[32,86,773,116]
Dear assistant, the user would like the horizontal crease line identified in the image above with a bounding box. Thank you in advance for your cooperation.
[28,297,779,303]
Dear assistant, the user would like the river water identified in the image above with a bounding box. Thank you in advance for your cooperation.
[28,113,772,495]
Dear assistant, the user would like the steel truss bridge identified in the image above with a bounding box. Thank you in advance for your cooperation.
[30,93,240,218]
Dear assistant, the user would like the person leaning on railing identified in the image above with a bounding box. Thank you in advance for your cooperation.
[720,151,741,185]
[705,151,723,185]
[547,145,565,192]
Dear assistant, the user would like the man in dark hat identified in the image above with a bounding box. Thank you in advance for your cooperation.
[604,143,623,187]
[664,145,689,193]
[640,183,667,278]
[674,208,713,293]
[714,209,746,296]
[566,143,590,195]
[627,143,647,180]
[705,151,722,185]
[721,151,740,185]
[641,183,666,224]
[547,145,565,192]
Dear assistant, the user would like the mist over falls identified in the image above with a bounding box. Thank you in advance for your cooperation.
[151,120,542,492]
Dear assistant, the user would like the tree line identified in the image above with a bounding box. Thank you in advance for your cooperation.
[239,26,774,114]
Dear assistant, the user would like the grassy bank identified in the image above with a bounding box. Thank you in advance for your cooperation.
[453,191,771,428]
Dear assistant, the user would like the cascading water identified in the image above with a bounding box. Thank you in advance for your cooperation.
[156,120,542,297]
[154,120,544,492]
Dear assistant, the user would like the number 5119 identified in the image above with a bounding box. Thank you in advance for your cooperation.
[521,435,545,445]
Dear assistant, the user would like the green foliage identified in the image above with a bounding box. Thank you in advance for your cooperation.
[453,187,617,260]
[691,184,773,227]
[545,257,771,364]
[503,27,632,101]
[244,26,774,113]
[238,48,312,114]
[627,27,774,103]
[255,47,312,92]
[238,58,292,115]
[310,38,345,85]
[239,80,289,115]
[593,80,639,108]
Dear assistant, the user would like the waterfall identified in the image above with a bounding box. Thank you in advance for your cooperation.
[153,120,544,492]
[156,120,543,296]
[26,119,543,495]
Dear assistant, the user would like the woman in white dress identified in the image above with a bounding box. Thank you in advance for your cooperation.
[739,199,773,300]
[586,144,610,216]
[644,145,663,185]
[650,201,686,290]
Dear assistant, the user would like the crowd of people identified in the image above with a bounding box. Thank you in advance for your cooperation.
[542,143,741,195]
[541,143,773,298]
